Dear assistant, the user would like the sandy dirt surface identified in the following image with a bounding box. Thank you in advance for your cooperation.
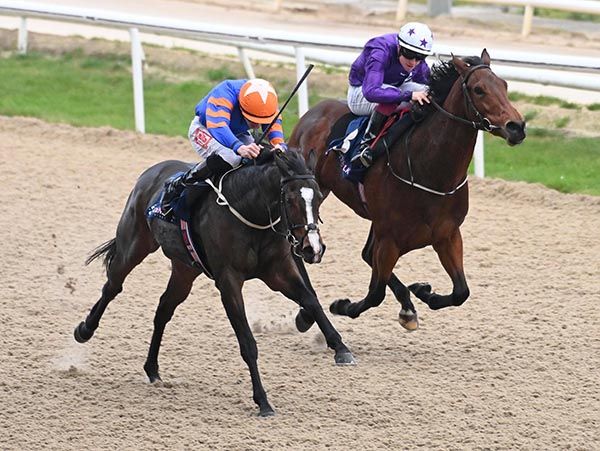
[1,115,599,449]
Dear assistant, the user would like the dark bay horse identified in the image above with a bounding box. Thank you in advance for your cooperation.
[73,149,355,417]
[289,50,526,332]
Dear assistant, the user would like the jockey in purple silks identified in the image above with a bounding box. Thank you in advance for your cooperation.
[348,22,434,168]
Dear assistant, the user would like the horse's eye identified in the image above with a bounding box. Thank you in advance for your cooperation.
[474,86,484,96]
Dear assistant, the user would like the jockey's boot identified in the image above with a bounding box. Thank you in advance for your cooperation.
[162,155,234,212]
[351,110,388,168]
[162,160,213,211]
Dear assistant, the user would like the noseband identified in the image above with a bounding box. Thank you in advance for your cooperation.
[279,174,320,256]
[431,64,501,132]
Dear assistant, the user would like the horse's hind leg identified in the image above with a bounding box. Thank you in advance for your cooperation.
[362,226,418,330]
[74,233,158,343]
[409,229,470,310]
[144,260,199,383]
[217,270,275,417]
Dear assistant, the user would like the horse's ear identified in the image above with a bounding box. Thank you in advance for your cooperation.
[481,48,491,66]
[451,53,469,76]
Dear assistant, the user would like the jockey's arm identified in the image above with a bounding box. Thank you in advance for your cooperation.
[264,117,287,151]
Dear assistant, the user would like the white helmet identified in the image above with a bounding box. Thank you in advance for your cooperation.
[398,22,434,56]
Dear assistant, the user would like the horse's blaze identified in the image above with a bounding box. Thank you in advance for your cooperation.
[300,187,322,257]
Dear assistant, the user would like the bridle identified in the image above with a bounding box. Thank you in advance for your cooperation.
[207,167,320,257]
[430,64,501,132]
[384,63,500,196]
[277,174,321,257]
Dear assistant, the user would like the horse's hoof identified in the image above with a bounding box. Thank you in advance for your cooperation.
[408,283,431,300]
[335,351,357,366]
[73,321,93,343]
[144,362,162,383]
[330,298,351,315]
[295,308,315,333]
[399,310,419,331]
[258,406,276,417]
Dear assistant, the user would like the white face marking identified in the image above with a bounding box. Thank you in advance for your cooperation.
[300,187,321,256]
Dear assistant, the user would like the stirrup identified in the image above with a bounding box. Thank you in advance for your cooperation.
[351,147,373,168]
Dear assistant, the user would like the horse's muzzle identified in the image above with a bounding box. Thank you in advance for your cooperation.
[302,235,325,264]
[504,120,526,146]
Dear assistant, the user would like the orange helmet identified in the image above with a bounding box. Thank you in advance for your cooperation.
[238,78,279,124]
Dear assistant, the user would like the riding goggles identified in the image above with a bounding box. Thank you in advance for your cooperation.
[400,46,427,61]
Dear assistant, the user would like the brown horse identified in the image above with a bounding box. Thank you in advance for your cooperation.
[289,50,526,332]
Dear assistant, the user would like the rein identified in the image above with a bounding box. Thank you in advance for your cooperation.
[205,166,281,230]
[206,166,318,256]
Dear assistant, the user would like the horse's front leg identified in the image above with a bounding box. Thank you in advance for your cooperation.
[330,237,400,319]
[361,226,418,330]
[409,229,470,310]
[263,260,356,366]
[217,270,275,417]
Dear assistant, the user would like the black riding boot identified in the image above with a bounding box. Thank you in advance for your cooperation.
[162,154,235,211]
[351,110,388,168]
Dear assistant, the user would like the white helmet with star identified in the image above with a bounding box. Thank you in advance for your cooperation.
[398,22,434,56]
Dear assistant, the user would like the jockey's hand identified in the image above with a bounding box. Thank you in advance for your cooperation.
[237,143,262,159]
[272,143,288,152]
[411,91,430,105]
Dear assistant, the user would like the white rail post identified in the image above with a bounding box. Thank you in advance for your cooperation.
[396,0,409,22]
[18,17,27,54]
[474,130,485,178]
[129,28,145,134]
[295,46,309,117]
[522,5,534,37]
[237,47,255,79]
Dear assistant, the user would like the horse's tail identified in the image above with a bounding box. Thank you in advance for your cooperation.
[85,238,117,273]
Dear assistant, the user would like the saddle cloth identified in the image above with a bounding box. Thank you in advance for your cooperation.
[327,109,415,184]
[146,177,214,277]
[327,114,369,183]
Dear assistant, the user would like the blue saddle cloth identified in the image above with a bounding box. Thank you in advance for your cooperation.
[327,115,369,183]
[146,172,211,224]
[146,173,214,276]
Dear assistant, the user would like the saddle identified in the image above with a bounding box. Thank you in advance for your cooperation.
[327,109,416,183]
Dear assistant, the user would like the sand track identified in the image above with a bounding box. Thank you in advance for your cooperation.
[1,116,598,450]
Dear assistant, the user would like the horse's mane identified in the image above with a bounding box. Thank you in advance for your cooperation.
[223,149,311,206]
[429,56,483,105]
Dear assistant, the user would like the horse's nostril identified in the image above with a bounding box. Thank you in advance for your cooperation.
[506,121,525,134]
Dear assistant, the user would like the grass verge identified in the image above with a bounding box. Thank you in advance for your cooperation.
[1,50,598,196]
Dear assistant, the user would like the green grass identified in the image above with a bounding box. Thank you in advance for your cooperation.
[533,8,600,23]
[1,50,599,196]
[483,133,600,196]
[508,92,581,110]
